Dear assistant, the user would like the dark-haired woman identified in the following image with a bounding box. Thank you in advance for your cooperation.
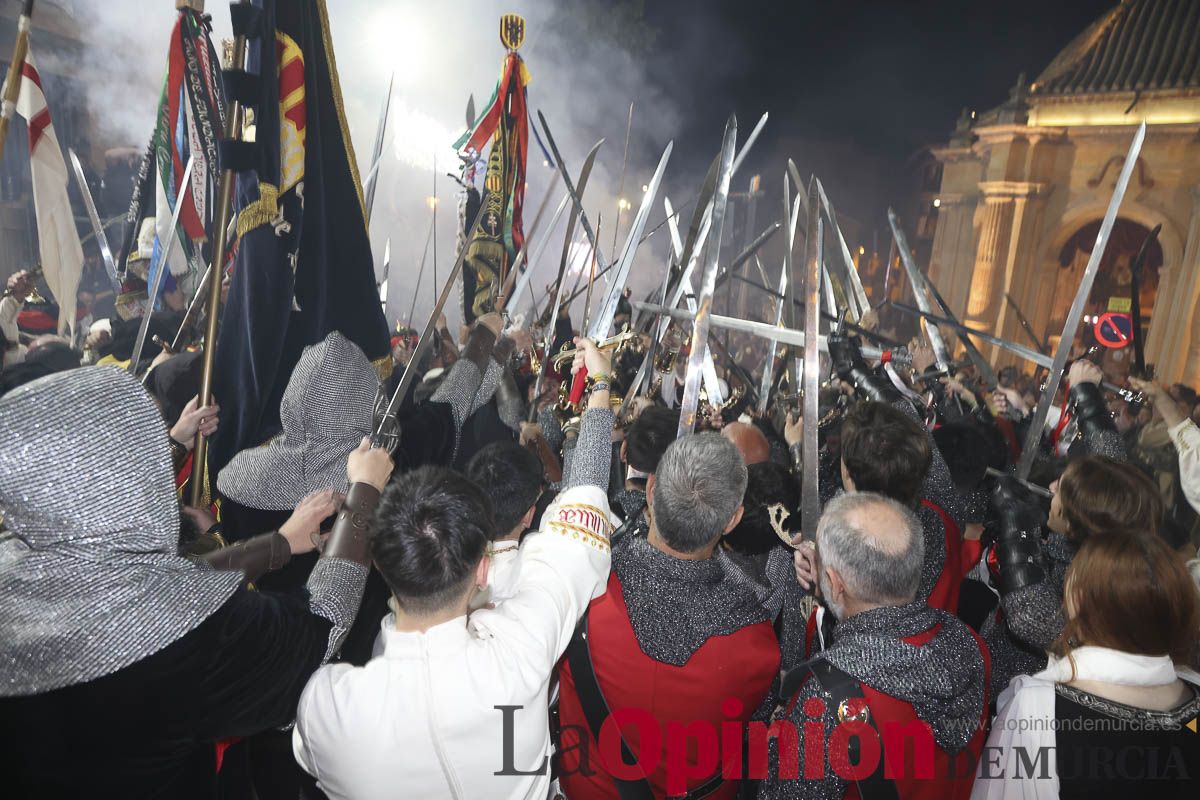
[973,531,1200,799]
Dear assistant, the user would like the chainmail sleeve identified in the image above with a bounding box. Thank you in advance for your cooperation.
[431,358,484,431]
[538,403,565,456]
[999,560,1068,652]
[304,558,369,661]
[565,406,616,490]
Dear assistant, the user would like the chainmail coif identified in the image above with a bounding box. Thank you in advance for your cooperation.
[612,533,772,666]
[218,332,379,511]
[0,367,244,697]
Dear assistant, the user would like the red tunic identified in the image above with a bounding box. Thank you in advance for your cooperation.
[921,499,964,615]
[786,624,991,800]
[557,571,780,799]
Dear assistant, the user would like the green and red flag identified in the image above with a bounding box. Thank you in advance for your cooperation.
[453,14,531,323]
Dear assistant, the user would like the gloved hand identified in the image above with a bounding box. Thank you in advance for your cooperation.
[827,331,862,383]
[827,331,900,404]
[1068,378,1115,436]
[988,475,1049,595]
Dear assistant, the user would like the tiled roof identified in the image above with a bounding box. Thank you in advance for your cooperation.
[1032,0,1200,96]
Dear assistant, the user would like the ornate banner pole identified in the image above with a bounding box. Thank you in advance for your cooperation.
[0,0,34,161]
[191,0,249,506]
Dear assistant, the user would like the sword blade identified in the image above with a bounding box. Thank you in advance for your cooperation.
[924,275,999,389]
[170,262,211,353]
[1002,292,1047,355]
[661,197,725,407]
[364,72,394,224]
[637,112,769,332]
[500,169,564,313]
[713,222,783,293]
[67,149,121,292]
[880,238,896,308]
[1016,122,1145,480]
[539,138,604,323]
[678,115,737,438]
[528,212,580,423]
[814,178,869,321]
[581,215,602,335]
[376,200,489,440]
[507,190,569,317]
[800,180,823,543]
[617,247,676,419]
[890,301,1051,368]
[405,216,436,327]
[538,112,610,277]
[633,301,902,363]
[590,140,673,339]
[734,273,902,346]
[379,237,391,308]
[759,187,804,414]
[888,301,1127,398]
[888,208,952,370]
[128,155,195,374]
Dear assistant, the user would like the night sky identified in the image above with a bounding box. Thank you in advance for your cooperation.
[638,0,1117,225]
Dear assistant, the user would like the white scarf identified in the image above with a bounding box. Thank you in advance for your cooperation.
[971,647,1197,800]
[1038,645,1179,686]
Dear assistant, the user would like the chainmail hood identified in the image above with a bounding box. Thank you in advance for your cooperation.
[822,602,987,753]
[217,332,379,510]
[612,533,772,666]
[0,367,243,697]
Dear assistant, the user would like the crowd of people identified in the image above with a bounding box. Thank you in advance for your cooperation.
[1,264,1199,800]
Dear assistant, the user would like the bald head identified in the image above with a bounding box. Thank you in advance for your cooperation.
[816,492,924,611]
[721,421,770,466]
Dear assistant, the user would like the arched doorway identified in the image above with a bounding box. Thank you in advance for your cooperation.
[1049,217,1163,378]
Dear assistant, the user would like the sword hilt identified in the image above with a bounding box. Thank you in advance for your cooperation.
[568,368,588,406]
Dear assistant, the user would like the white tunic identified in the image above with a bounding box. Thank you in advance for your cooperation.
[293,484,614,800]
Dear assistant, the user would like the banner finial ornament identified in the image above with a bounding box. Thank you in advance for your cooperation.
[500,14,525,51]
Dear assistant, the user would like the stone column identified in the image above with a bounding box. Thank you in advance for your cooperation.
[966,195,1014,322]
[1169,186,1200,384]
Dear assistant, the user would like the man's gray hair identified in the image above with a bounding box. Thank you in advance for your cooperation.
[817,491,924,605]
[652,432,748,553]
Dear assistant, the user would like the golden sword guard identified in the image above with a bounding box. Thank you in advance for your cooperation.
[550,329,638,372]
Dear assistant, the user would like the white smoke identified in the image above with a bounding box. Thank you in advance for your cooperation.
[66,0,717,332]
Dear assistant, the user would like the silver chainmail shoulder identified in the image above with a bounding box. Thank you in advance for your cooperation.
[305,557,370,662]
[0,367,244,697]
[432,357,483,432]
[471,358,503,418]
[612,534,773,666]
[217,332,380,511]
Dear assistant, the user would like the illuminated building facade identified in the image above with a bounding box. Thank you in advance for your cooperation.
[927,0,1200,383]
